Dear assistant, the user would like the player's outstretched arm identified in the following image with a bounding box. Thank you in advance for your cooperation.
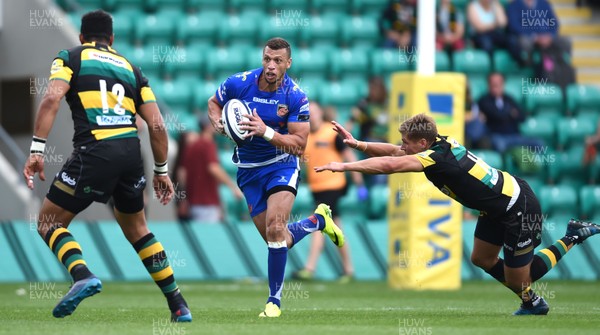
[23,79,69,189]
[315,155,424,175]
[207,95,225,134]
[137,102,174,205]
[331,121,404,157]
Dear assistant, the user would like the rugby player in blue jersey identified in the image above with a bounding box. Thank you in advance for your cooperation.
[207,38,344,317]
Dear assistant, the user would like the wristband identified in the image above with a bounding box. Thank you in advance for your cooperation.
[154,161,168,176]
[30,136,47,155]
[263,126,275,142]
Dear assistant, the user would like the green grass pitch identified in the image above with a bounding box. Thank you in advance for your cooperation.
[1,281,600,335]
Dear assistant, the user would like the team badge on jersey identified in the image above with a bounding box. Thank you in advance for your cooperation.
[277,104,288,117]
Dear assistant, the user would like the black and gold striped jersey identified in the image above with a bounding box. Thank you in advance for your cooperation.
[414,136,521,217]
[49,42,156,146]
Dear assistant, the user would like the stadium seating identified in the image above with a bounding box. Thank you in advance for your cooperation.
[519,116,556,147]
[301,15,340,49]
[452,49,491,76]
[176,13,219,47]
[134,13,176,46]
[368,184,389,219]
[523,83,564,119]
[580,186,600,219]
[219,13,260,47]
[547,146,587,186]
[330,48,369,81]
[493,50,520,75]
[205,47,247,80]
[319,80,361,109]
[292,48,330,81]
[370,49,411,77]
[539,185,578,217]
[341,16,379,48]
[557,116,597,149]
[566,84,600,116]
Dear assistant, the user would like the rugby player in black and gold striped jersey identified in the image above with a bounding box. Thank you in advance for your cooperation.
[316,113,600,315]
[22,10,191,322]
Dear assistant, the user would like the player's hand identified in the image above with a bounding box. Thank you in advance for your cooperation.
[209,113,225,135]
[314,162,345,173]
[23,154,46,190]
[331,121,359,149]
[239,109,266,138]
[152,174,174,205]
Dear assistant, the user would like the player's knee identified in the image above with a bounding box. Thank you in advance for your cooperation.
[470,253,495,270]
[265,221,287,240]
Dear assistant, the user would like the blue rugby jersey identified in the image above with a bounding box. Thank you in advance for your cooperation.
[215,68,310,168]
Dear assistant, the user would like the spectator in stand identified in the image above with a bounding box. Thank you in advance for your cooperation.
[584,120,600,166]
[477,73,543,153]
[436,0,465,53]
[177,115,243,223]
[464,83,491,150]
[507,0,571,66]
[379,0,417,49]
[467,0,510,58]
[172,131,199,222]
[293,101,366,283]
[351,77,389,143]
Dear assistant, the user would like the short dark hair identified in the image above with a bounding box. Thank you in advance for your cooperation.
[81,10,113,42]
[264,37,291,58]
[487,71,504,82]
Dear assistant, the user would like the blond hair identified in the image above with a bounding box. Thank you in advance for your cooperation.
[399,113,438,144]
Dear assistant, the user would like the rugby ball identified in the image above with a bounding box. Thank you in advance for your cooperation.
[222,99,252,145]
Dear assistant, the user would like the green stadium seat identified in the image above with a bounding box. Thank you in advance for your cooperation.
[296,78,324,102]
[436,51,451,71]
[370,48,411,77]
[270,0,309,12]
[519,116,556,147]
[188,223,250,278]
[493,49,520,75]
[150,0,186,11]
[522,176,544,196]
[470,149,503,170]
[504,146,550,179]
[547,145,586,185]
[111,41,133,57]
[292,184,314,218]
[566,84,600,116]
[293,48,329,81]
[339,185,368,219]
[163,45,204,81]
[330,48,369,81]
[135,13,176,46]
[368,184,389,219]
[312,0,351,15]
[468,75,488,101]
[539,185,578,217]
[0,223,27,281]
[218,13,260,47]
[126,45,163,79]
[319,80,361,108]
[105,0,147,12]
[301,15,340,49]
[259,15,301,48]
[580,186,600,219]
[75,0,106,10]
[504,75,525,106]
[245,47,264,70]
[229,0,267,11]
[452,49,491,76]
[557,116,597,149]
[111,12,134,44]
[590,155,600,184]
[352,0,389,17]
[176,13,219,47]
[153,79,193,112]
[524,83,564,117]
[205,47,247,81]
[218,151,237,178]
[187,0,227,12]
[193,80,219,110]
[341,15,379,48]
